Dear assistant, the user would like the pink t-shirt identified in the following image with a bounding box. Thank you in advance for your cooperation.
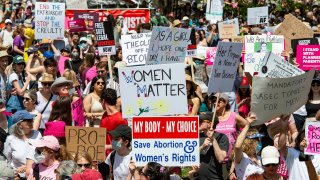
[28,161,60,180]
[85,65,97,82]
[215,112,238,162]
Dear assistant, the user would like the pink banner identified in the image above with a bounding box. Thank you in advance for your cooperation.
[296,45,320,70]
[58,56,69,76]
[68,19,87,33]
[206,47,217,66]
[305,122,320,155]
[71,89,85,126]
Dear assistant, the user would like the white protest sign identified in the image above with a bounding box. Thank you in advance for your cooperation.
[121,33,151,66]
[257,52,304,78]
[132,116,199,166]
[218,18,240,36]
[247,6,268,25]
[206,0,223,21]
[208,42,243,93]
[251,69,315,126]
[119,63,187,118]
[305,121,320,155]
[196,46,208,59]
[35,2,65,39]
[244,53,266,76]
[244,35,285,54]
[146,26,191,65]
[66,0,88,9]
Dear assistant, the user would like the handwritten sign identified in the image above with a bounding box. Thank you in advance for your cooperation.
[66,0,88,10]
[244,53,266,76]
[208,42,243,93]
[296,45,320,70]
[232,36,244,43]
[206,47,217,66]
[146,26,191,65]
[257,52,304,78]
[305,121,320,155]
[197,46,208,60]
[244,35,285,54]
[251,70,315,126]
[66,126,106,161]
[291,38,319,57]
[119,63,187,118]
[206,0,223,21]
[218,18,240,36]
[247,6,268,25]
[58,56,69,76]
[187,29,197,57]
[68,19,86,33]
[95,22,115,55]
[219,24,235,39]
[35,2,65,39]
[132,116,199,166]
[121,33,151,66]
[74,12,99,31]
[71,93,85,127]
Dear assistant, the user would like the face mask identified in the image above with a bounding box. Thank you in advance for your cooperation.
[81,43,88,50]
[256,141,262,154]
[71,52,79,58]
[112,140,122,150]
[34,152,46,164]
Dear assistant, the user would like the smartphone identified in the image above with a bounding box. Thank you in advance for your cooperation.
[299,152,309,161]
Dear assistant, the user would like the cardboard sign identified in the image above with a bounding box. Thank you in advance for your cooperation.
[206,0,223,21]
[68,19,87,33]
[121,33,151,66]
[208,42,243,93]
[71,94,85,127]
[244,35,285,54]
[247,6,268,25]
[257,52,304,78]
[67,9,150,30]
[119,63,187,118]
[275,14,314,52]
[74,12,99,31]
[251,70,315,126]
[146,26,191,65]
[305,121,320,155]
[232,36,244,43]
[95,21,115,55]
[296,45,320,70]
[66,0,88,10]
[206,47,217,66]
[132,116,199,166]
[35,2,65,39]
[218,18,240,36]
[291,38,319,57]
[66,126,106,161]
[219,24,235,39]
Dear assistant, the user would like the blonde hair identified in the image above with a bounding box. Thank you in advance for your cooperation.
[63,69,79,87]
[74,150,93,167]
[230,128,259,160]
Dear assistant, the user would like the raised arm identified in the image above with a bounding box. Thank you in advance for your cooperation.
[278,115,290,159]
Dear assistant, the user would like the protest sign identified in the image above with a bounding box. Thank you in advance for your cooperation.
[119,63,187,118]
[121,33,151,66]
[305,121,320,155]
[208,42,243,93]
[132,116,199,166]
[68,19,86,33]
[219,24,235,39]
[291,38,319,57]
[58,56,69,75]
[194,64,208,93]
[206,0,223,21]
[146,26,191,65]
[206,47,217,66]
[35,2,65,39]
[71,92,85,127]
[251,69,315,126]
[247,6,268,25]
[74,11,99,31]
[296,45,320,70]
[218,18,240,36]
[244,35,285,54]
[275,14,314,52]
[187,29,197,57]
[244,53,266,76]
[257,52,304,78]
[66,126,106,161]
[232,36,244,43]
[67,9,150,30]
[95,21,115,55]
[66,0,88,9]
[197,46,208,60]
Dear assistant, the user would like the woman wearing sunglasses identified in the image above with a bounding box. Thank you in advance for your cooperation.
[74,150,94,171]
[260,146,282,180]
[306,78,320,121]
[83,76,105,127]
[23,90,42,131]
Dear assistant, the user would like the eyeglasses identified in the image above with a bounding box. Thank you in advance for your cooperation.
[96,81,105,85]
[41,82,53,87]
[23,97,31,101]
[16,62,25,66]
[312,83,319,87]
[77,163,91,168]
[264,163,278,167]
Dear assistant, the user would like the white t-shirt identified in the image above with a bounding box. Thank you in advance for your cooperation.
[235,153,264,180]
[285,148,311,180]
[0,73,6,102]
[35,91,57,129]
[0,29,13,47]
[105,151,132,180]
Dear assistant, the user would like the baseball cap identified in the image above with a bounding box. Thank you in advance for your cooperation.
[79,37,87,43]
[199,112,213,122]
[12,110,35,124]
[30,136,60,151]
[72,169,103,180]
[109,125,132,140]
[43,51,54,59]
[261,146,280,165]
[13,55,24,64]
[182,16,189,21]
[213,93,229,103]
[27,45,38,53]
[5,19,12,24]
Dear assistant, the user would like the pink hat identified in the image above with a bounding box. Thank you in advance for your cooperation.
[30,136,60,151]
[72,169,103,180]
[44,121,66,138]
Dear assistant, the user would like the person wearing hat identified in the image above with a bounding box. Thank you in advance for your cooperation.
[23,18,35,60]
[50,77,73,97]
[237,77,251,118]
[150,9,169,26]
[206,21,219,47]
[0,50,11,102]
[172,19,182,28]
[0,19,13,48]
[306,78,320,120]
[72,168,103,180]
[79,36,90,53]
[105,125,132,180]
[6,56,33,117]
[260,146,282,179]
[64,45,83,74]
[186,74,201,116]
[189,112,229,179]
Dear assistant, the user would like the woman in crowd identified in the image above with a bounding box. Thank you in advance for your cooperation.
[50,77,73,98]
[139,162,170,180]
[196,30,207,47]
[79,53,95,87]
[236,77,251,118]
[74,150,94,171]
[0,127,14,178]
[260,146,283,180]
[306,78,320,120]
[35,73,57,133]
[23,90,42,131]
[47,97,72,126]
[186,74,200,116]
[64,45,83,74]
[55,160,78,180]
[12,26,25,56]
[83,76,105,127]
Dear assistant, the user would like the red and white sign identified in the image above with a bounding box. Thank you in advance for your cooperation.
[66,9,150,30]
[132,116,199,166]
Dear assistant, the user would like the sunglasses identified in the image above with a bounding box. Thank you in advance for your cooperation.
[41,82,53,87]
[16,62,25,66]
[77,163,91,168]
[96,81,105,85]
[23,97,31,101]
[264,163,278,167]
[35,148,42,154]
[312,83,319,87]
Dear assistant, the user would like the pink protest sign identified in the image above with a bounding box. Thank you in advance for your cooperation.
[68,19,87,33]
[58,56,69,76]
[206,47,217,66]
[71,89,85,126]
[305,121,320,155]
[296,45,320,70]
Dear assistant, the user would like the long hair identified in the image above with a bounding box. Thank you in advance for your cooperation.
[74,150,93,167]
[63,69,79,87]
[144,162,170,180]
[230,128,259,160]
[79,53,95,75]
[13,25,24,38]
[89,76,105,93]
[48,97,72,126]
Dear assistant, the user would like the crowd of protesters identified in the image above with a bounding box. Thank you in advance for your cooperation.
[0,0,318,180]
